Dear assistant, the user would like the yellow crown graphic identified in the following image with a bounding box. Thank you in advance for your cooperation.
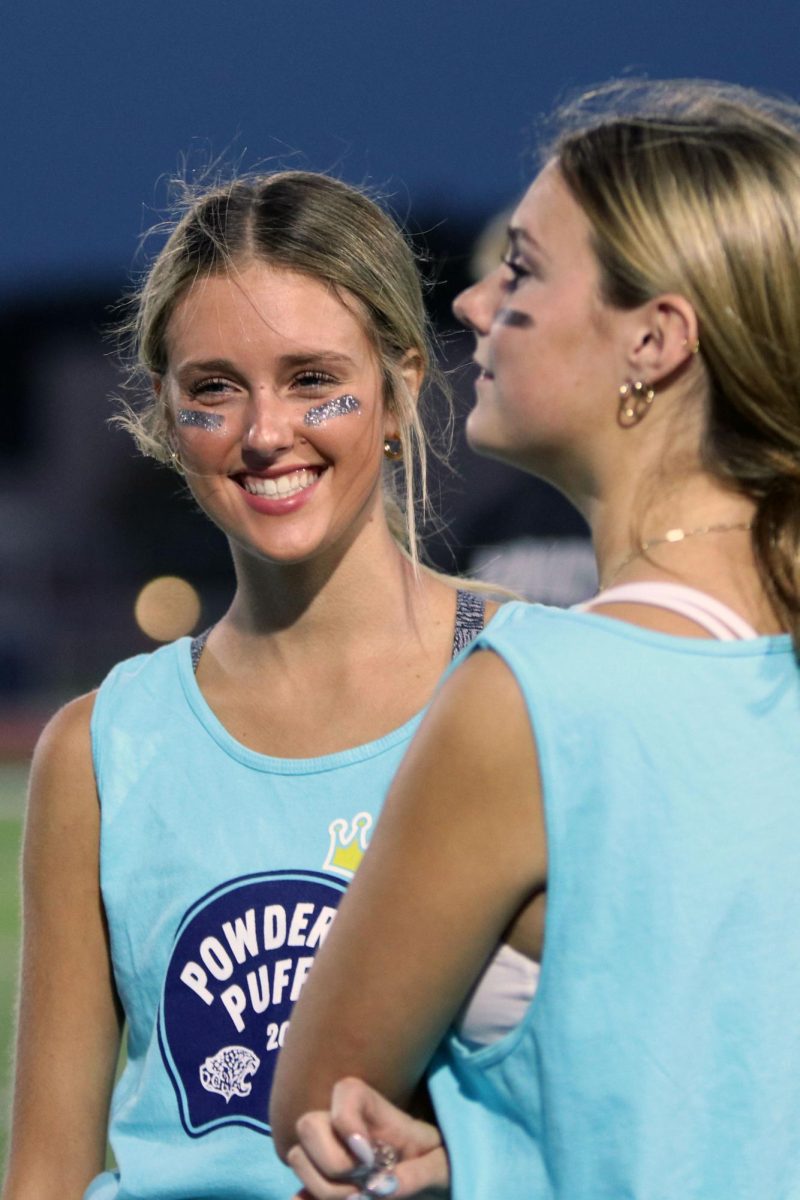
[323,812,373,879]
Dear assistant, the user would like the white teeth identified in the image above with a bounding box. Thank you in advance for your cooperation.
[242,468,318,498]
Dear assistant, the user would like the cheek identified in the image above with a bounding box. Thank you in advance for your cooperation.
[174,421,238,475]
[490,320,537,382]
[176,425,230,454]
[333,418,382,465]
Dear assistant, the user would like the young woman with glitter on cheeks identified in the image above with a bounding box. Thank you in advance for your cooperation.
[2,173,497,1199]
[272,81,800,1200]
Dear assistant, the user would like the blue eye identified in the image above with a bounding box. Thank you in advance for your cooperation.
[188,377,233,398]
[293,371,337,389]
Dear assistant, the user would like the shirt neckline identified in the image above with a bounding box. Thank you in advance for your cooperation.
[175,637,426,774]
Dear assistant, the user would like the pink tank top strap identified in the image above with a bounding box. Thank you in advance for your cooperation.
[577,582,760,641]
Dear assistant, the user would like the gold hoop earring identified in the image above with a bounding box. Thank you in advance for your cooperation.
[169,448,186,476]
[383,438,403,461]
[617,380,655,428]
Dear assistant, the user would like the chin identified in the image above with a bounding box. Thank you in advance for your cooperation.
[229,530,326,569]
[464,406,489,450]
[465,412,514,464]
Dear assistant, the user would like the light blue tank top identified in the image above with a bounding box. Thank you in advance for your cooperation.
[87,637,426,1200]
[428,601,800,1200]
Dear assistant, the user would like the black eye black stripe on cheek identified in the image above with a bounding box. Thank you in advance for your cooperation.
[495,308,534,329]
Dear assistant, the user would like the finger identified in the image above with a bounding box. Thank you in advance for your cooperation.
[344,1149,449,1200]
[287,1142,361,1200]
[295,1110,368,1181]
[331,1078,442,1158]
[345,1130,376,1170]
[290,1146,449,1200]
[393,1147,450,1198]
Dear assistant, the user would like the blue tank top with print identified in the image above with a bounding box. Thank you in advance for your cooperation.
[428,601,800,1200]
[86,636,426,1200]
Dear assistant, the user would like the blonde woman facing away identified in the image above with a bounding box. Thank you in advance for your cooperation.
[272,81,800,1200]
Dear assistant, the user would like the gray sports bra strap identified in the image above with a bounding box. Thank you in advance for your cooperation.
[452,589,486,658]
[190,627,212,673]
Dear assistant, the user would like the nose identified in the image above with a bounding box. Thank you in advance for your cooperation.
[452,269,503,335]
[242,391,295,460]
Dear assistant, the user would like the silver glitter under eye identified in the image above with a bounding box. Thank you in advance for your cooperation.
[177,408,226,432]
[303,394,361,427]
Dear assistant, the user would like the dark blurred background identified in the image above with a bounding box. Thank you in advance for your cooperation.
[3,0,799,745]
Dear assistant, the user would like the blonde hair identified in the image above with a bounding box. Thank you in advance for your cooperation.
[117,170,448,566]
[551,80,800,650]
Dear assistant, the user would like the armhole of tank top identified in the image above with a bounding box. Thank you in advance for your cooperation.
[455,941,541,1048]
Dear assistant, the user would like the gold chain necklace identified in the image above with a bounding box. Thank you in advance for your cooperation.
[602,520,753,589]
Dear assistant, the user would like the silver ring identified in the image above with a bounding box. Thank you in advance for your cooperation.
[371,1141,399,1172]
[360,1139,400,1198]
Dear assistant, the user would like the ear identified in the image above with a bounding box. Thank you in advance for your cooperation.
[625,294,700,384]
[399,349,424,403]
[383,350,424,439]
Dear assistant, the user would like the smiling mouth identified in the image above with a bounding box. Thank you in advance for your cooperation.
[240,467,323,499]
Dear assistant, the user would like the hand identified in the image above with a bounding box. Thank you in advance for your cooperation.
[286,1077,449,1200]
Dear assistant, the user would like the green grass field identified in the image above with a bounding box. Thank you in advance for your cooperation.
[0,764,26,1178]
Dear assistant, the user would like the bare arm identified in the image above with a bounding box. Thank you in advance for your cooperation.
[2,695,123,1199]
[271,649,546,1157]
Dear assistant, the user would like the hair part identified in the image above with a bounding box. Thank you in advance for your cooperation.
[549,79,800,649]
[115,170,450,569]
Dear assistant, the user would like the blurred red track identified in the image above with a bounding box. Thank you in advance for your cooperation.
[0,712,49,762]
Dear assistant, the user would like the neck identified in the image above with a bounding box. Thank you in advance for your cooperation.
[223,519,424,647]
[600,520,754,591]
[589,469,758,593]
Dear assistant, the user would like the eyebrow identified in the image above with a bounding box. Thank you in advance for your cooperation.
[174,358,240,377]
[174,351,358,376]
[507,226,547,258]
[277,351,357,369]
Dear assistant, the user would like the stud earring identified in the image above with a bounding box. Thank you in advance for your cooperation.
[383,437,403,461]
[617,380,655,428]
[169,447,186,475]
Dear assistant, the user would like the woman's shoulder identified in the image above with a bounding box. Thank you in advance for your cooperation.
[474,599,646,680]
[36,643,188,769]
[28,691,99,816]
[35,691,97,759]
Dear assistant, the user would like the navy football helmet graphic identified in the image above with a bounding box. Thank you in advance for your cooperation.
[159,870,346,1137]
